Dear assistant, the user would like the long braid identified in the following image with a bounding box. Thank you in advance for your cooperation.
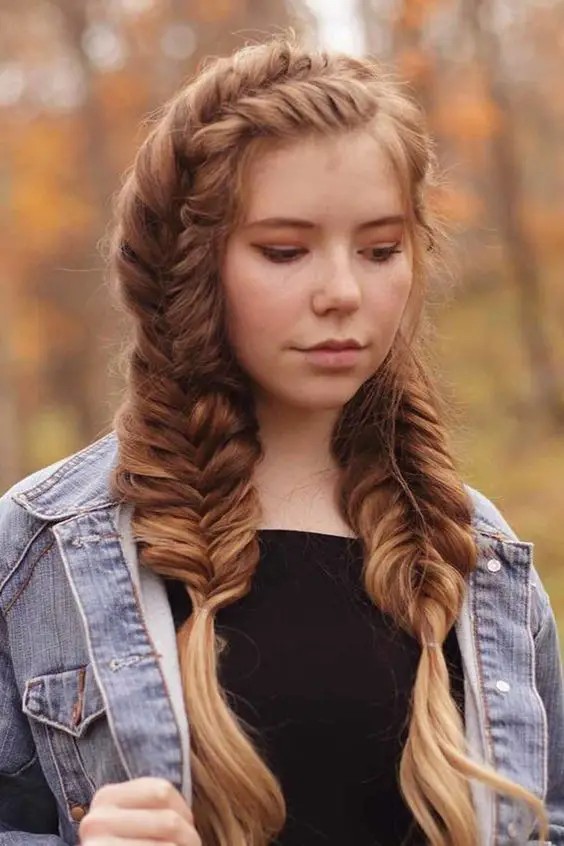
[109,81,287,843]
[106,35,548,845]
[337,350,548,844]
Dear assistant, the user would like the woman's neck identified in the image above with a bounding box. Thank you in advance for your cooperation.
[253,400,353,537]
[254,398,338,475]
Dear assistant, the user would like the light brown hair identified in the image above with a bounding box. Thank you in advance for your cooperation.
[106,33,548,845]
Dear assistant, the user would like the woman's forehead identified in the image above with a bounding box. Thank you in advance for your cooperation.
[239,130,406,226]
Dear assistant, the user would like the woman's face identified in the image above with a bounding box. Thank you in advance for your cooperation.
[221,129,413,412]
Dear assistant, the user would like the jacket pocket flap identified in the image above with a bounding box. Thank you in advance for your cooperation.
[22,663,105,738]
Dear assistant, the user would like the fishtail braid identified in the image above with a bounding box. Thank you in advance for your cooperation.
[337,351,548,844]
[109,51,289,844]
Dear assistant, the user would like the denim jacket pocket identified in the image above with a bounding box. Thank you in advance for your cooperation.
[21,662,107,823]
[23,663,105,738]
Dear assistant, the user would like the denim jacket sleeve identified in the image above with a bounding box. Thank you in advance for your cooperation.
[0,483,68,844]
[533,586,564,843]
[0,609,67,844]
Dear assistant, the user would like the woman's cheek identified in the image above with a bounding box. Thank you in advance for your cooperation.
[369,266,412,316]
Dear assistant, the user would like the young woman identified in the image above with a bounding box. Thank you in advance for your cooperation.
[0,35,562,846]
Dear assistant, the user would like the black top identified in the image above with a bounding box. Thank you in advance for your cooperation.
[165,530,465,846]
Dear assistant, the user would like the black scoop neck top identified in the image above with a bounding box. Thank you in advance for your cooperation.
[165,529,464,846]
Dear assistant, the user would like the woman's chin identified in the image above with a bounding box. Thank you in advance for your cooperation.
[271,383,363,413]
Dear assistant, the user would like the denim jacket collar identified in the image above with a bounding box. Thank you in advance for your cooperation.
[11,432,119,521]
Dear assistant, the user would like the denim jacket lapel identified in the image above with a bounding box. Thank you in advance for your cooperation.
[457,524,548,845]
[51,505,186,797]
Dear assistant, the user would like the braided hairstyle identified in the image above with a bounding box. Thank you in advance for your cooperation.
[106,34,548,846]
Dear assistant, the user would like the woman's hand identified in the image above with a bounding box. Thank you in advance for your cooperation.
[79,777,202,846]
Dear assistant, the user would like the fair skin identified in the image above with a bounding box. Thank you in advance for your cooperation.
[81,130,413,845]
[79,778,200,845]
[222,129,414,536]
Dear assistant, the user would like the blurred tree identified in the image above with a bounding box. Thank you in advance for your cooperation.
[0,0,312,488]
[359,0,564,424]
[459,0,564,424]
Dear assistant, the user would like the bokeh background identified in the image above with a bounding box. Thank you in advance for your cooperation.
[1,0,563,642]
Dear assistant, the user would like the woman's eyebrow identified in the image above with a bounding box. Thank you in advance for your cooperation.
[357,215,405,230]
[242,215,406,230]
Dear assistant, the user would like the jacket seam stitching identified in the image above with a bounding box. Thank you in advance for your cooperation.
[44,721,74,816]
[0,521,49,597]
[125,564,186,788]
[16,434,114,503]
[529,594,550,803]
[4,540,56,615]
[70,735,97,796]
[471,565,499,844]
[0,751,39,778]
[12,497,119,521]
[533,593,553,641]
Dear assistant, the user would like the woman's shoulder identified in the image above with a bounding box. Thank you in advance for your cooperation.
[1,432,118,517]
[464,484,554,639]
[464,484,520,541]
[0,432,119,587]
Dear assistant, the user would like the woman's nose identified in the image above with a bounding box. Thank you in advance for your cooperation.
[311,259,362,315]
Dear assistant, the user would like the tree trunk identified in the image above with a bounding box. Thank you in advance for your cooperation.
[460,0,563,423]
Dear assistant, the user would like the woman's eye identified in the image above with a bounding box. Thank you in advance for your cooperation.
[363,244,402,263]
[255,246,305,263]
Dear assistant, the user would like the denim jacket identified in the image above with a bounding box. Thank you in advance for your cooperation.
[0,432,562,845]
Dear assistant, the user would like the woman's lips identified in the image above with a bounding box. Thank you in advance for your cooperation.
[298,346,366,368]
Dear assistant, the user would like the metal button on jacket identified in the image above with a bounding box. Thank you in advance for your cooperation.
[70,804,88,822]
